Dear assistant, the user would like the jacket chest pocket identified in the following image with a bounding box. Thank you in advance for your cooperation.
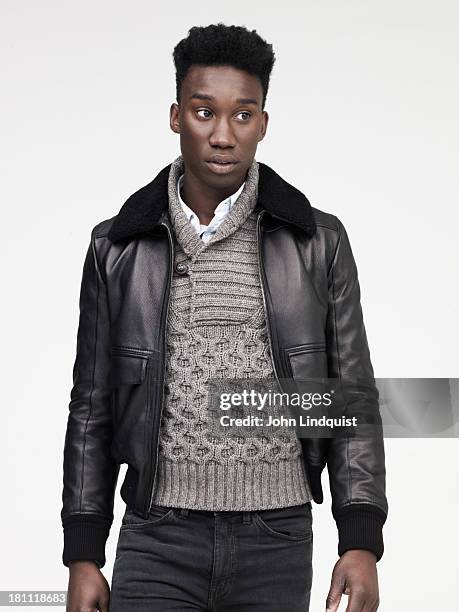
[110,352,149,387]
[109,350,151,429]
[283,342,328,380]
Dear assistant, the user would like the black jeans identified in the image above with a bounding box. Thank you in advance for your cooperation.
[109,501,313,612]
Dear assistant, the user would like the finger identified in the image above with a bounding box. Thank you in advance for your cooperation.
[362,598,379,612]
[98,599,110,612]
[344,588,366,612]
[325,577,345,612]
[325,593,342,612]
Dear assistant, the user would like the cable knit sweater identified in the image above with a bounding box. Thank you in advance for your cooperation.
[150,155,312,510]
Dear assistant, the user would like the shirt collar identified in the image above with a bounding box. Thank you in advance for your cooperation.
[177,173,245,225]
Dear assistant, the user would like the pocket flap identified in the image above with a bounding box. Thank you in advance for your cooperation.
[110,353,148,386]
[284,343,327,379]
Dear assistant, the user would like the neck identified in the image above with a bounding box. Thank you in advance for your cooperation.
[180,167,246,226]
[168,154,260,258]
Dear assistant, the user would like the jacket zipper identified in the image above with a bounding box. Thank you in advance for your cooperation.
[256,210,285,391]
[145,221,174,515]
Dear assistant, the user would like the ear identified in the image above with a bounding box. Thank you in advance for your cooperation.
[259,110,269,141]
[170,102,181,134]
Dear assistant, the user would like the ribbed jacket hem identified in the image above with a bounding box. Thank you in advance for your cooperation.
[333,504,387,561]
[151,456,313,510]
[62,514,111,569]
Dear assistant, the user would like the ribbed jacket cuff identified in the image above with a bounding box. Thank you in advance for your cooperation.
[333,504,387,562]
[62,514,112,569]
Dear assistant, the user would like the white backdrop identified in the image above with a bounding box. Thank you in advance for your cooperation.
[1,1,458,610]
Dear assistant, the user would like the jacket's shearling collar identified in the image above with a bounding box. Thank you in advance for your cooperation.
[107,161,316,244]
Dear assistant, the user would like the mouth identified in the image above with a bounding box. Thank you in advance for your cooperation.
[205,160,239,174]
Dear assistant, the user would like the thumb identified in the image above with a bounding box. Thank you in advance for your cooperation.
[325,573,345,612]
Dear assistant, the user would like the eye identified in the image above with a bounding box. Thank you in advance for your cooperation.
[196,109,213,119]
[237,111,251,121]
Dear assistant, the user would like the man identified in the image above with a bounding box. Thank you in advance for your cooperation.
[62,23,387,612]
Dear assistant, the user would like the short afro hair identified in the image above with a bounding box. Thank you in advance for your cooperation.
[173,23,276,110]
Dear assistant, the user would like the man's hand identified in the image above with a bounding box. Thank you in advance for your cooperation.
[66,560,110,612]
[325,549,379,612]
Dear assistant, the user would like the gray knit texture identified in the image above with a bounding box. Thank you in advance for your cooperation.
[150,154,312,510]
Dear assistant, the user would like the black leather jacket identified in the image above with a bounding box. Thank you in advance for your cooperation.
[61,161,388,568]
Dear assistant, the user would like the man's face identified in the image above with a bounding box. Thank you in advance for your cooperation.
[170,64,268,190]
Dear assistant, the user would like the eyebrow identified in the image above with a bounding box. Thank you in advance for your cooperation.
[189,92,259,106]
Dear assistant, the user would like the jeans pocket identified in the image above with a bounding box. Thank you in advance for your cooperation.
[255,502,313,542]
[120,504,175,530]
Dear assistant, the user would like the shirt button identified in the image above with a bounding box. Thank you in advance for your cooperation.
[175,261,189,275]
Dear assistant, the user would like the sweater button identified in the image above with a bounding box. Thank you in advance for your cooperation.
[175,261,189,275]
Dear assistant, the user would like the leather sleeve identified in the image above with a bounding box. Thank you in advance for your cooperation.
[60,228,120,568]
[325,217,388,561]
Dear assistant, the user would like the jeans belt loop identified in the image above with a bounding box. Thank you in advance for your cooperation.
[179,508,190,518]
[242,511,251,524]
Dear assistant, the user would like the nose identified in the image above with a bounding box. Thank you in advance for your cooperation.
[209,117,236,148]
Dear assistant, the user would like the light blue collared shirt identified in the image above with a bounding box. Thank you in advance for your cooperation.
[177,174,245,243]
